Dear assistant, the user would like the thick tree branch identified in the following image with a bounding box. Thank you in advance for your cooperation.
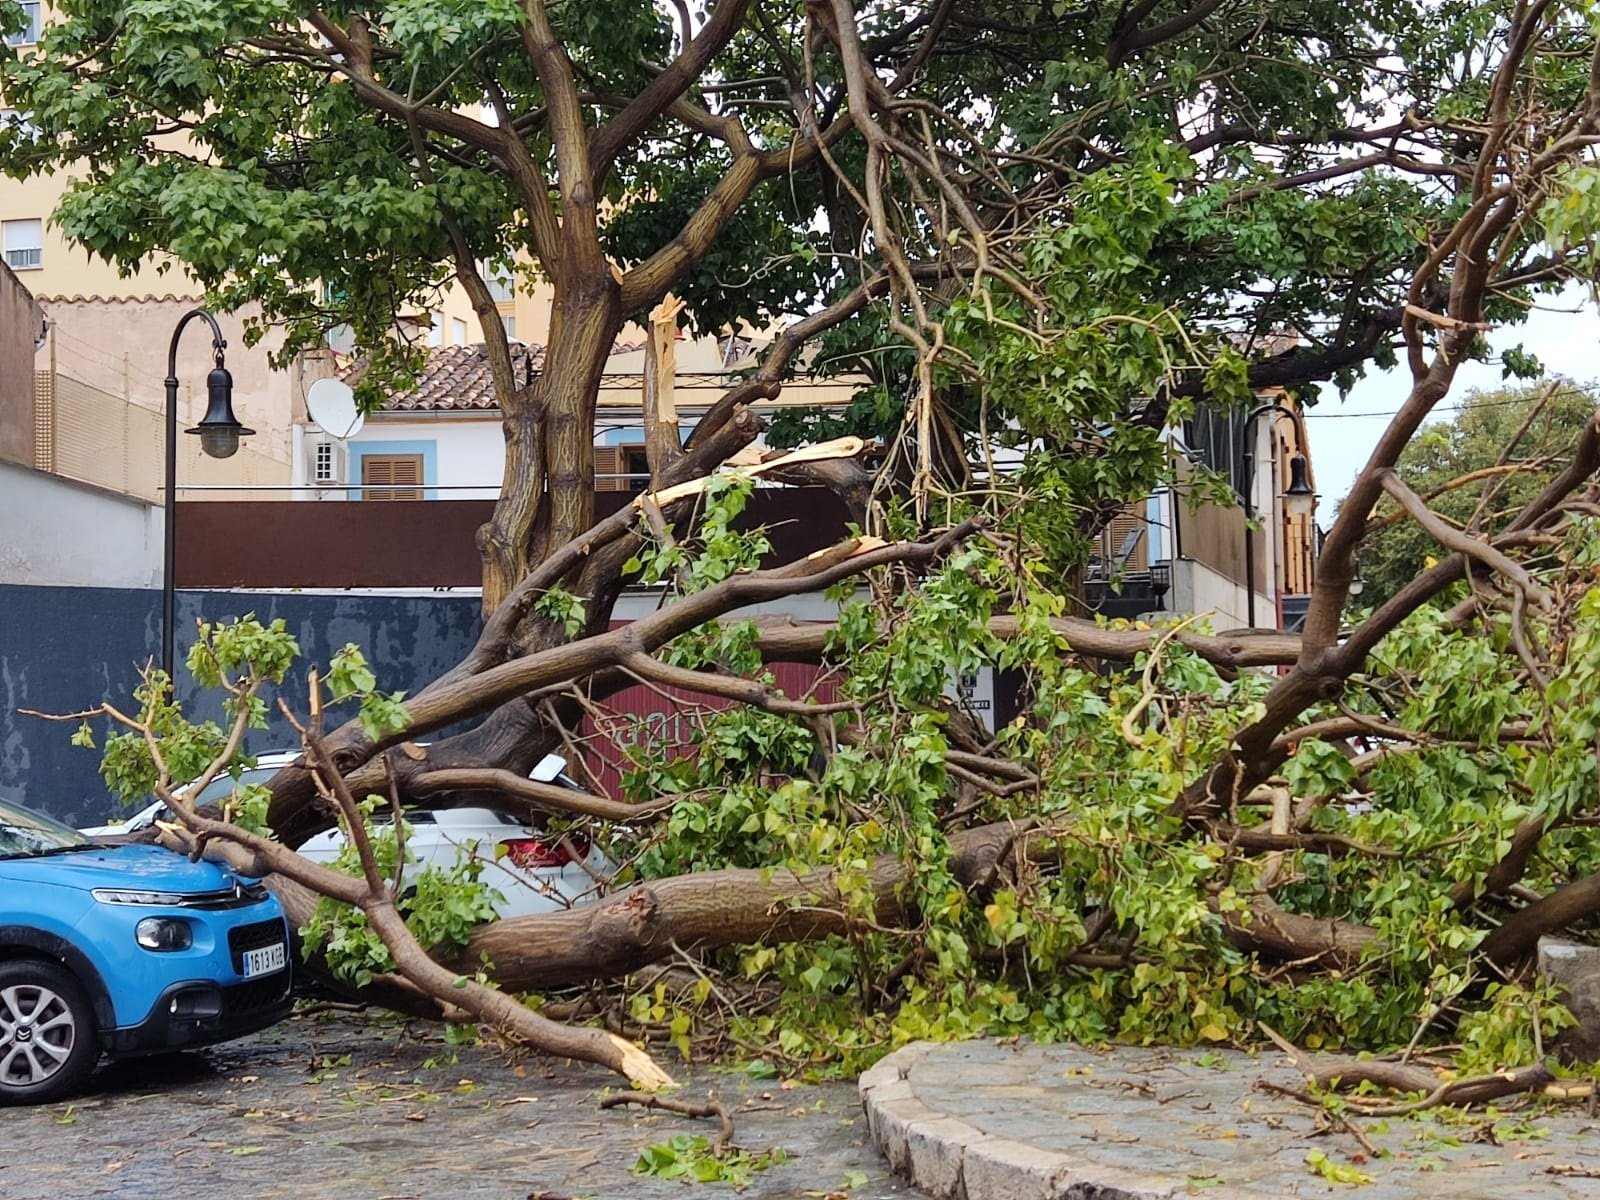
[588,0,754,180]
[1380,470,1552,610]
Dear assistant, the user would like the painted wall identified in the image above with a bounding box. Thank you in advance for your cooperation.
[0,153,184,301]
[1171,558,1274,633]
[0,583,860,829]
[0,585,484,827]
[347,417,501,499]
[0,260,43,466]
[39,297,297,492]
[0,460,162,588]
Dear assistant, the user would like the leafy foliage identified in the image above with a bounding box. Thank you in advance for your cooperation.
[633,1134,786,1187]
[1355,384,1600,607]
[299,794,502,988]
[594,507,1600,1081]
[71,618,495,989]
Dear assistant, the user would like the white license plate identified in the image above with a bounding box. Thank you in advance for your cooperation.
[242,942,287,979]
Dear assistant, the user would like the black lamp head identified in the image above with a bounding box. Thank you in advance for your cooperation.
[1149,559,1172,595]
[1283,453,1315,518]
[186,364,255,459]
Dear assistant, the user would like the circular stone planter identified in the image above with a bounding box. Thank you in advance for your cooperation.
[860,1039,1600,1199]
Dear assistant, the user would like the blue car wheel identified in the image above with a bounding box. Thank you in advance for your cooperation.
[0,960,100,1106]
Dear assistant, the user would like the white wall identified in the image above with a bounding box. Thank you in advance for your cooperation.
[346,417,504,499]
[0,460,162,588]
[1172,558,1274,632]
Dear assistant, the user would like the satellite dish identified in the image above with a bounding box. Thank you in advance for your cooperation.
[306,377,364,439]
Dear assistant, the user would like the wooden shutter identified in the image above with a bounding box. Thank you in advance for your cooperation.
[361,453,424,500]
[594,446,625,492]
[1105,507,1149,572]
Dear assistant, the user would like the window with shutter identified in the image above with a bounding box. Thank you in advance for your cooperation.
[361,453,424,500]
[3,218,42,270]
[3,2,40,46]
[1105,510,1148,573]
[594,446,625,492]
[623,447,650,495]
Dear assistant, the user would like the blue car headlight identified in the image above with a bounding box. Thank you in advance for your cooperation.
[136,917,194,952]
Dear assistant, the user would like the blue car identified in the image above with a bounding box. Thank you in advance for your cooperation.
[0,798,292,1105]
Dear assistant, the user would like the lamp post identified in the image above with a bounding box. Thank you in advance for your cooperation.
[1239,402,1316,630]
[162,309,253,681]
[1149,559,1172,611]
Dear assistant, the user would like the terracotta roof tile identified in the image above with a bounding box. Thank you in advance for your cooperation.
[38,293,206,304]
[354,342,546,412]
[351,340,649,412]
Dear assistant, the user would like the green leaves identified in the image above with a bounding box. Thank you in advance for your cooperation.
[1281,739,1358,800]
[1542,164,1600,258]
[301,829,502,987]
[532,587,587,638]
[188,614,300,688]
[357,692,411,743]
[1304,1150,1372,1187]
[634,1135,786,1186]
[327,643,378,698]
[329,644,410,741]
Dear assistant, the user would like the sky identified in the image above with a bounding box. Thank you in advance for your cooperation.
[1307,282,1600,509]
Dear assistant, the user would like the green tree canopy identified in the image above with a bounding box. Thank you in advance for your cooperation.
[2,0,1572,594]
[1358,382,1600,607]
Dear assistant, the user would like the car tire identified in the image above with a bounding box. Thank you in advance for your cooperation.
[0,960,101,1106]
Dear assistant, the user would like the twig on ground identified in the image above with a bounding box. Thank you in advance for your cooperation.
[599,1089,737,1155]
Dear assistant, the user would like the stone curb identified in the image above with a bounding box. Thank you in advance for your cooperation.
[858,1043,1276,1200]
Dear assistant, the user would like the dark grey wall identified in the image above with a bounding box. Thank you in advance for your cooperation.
[0,585,481,827]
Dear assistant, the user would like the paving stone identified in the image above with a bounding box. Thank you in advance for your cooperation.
[903,1115,979,1198]
[959,1137,1072,1200]
[4,1011,919,1200]
[861,1038,1600,1200]
[873,1095,939,1173]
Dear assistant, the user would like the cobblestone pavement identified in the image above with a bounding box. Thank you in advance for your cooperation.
[2,1010,922,1200]
[862,1039,1600,1199]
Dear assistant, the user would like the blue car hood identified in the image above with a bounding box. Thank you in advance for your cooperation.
[0,843,241,893]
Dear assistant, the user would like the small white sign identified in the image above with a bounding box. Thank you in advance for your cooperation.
[946,666,996,732]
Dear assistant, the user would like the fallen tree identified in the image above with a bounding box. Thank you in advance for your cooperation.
[21,0,1600,1094]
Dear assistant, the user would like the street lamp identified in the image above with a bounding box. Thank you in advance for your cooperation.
[1238,402,1316,630]
[163,308,253,682]
[1347,561,1366,599]
[1283,453,1315,518]
[1149,559,1172,611]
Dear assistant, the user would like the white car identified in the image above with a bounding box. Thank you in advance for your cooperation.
[82,752,611,918]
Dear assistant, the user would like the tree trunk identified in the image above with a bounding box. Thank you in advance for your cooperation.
[250,820,1035,993]
[479,276,623,615]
